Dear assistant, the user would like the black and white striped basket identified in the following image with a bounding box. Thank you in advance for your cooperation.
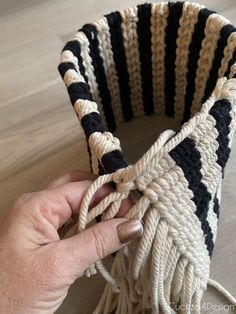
[58,2,236,313]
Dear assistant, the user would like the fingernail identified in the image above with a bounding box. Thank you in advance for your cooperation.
[116,219,143,244]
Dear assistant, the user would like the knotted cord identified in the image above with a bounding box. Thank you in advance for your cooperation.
[75,122,236,312]
[77,129,176,286]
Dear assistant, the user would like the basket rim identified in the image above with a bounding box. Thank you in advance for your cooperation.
[58,1,236,174]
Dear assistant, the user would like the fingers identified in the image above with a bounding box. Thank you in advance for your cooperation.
[15,181,114,231]
[12,181,91,229]
[46,170,98,189]
[52,181,134,229]
[46,170,134,224]
[15,179,134,235]
[57,218,143,277]
[12,168,135,247]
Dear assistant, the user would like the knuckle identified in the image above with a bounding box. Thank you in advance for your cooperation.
[68,170,81,178]
[12,192,35,209]
[34,262,61,288]
[46,252,65,279]
[91,228,108,260]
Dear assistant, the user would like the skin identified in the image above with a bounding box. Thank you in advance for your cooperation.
[0,170,135,314]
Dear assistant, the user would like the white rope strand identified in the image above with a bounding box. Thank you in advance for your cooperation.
[59,3,236,312]
[208,278,236,306]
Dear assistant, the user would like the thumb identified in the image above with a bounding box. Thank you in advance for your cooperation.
[58,218,143,277]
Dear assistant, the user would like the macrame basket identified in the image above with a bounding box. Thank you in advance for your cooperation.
[58,1,236,313]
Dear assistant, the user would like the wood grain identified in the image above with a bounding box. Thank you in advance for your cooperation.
[0,1,235,313]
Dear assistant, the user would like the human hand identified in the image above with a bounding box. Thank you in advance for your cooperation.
[0,171,143,314]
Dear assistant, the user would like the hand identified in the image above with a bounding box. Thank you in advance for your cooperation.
[0,171,143,314]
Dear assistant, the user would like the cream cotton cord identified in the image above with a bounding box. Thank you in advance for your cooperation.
[72,123,236,310]
[207,279,236,307]
[58,2,236,312]
[76,77,236,312]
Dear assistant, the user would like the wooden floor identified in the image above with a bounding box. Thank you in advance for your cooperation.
[0,0,236,313]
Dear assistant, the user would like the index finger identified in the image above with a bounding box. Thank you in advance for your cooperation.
[21,180,133,233]
[54,181,134,227]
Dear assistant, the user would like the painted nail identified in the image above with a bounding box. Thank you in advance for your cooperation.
[116,219,143,244]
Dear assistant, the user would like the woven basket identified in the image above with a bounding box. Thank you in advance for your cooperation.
[58,1,236,313]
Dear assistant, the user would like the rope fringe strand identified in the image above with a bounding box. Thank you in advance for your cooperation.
[58,2,236,313]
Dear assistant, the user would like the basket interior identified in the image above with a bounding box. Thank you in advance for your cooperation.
[58,1,236,171]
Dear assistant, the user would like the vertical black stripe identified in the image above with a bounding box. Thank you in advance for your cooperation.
[86,139,93,173]
[183,8,215,123]
[213,193,220,219]
[202,25,236,104]
[209,99,232,170]
[62,40,88,84]
[80,24,116,132]
[169,137,214,256]
[137,3,154,115]
[164,2,184,117]
[224,50,236,78]
[105,12,133,122]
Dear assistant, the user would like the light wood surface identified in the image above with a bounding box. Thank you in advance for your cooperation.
[0,1,235,313]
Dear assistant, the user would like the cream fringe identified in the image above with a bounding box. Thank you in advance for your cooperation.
[75,77,236,314]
